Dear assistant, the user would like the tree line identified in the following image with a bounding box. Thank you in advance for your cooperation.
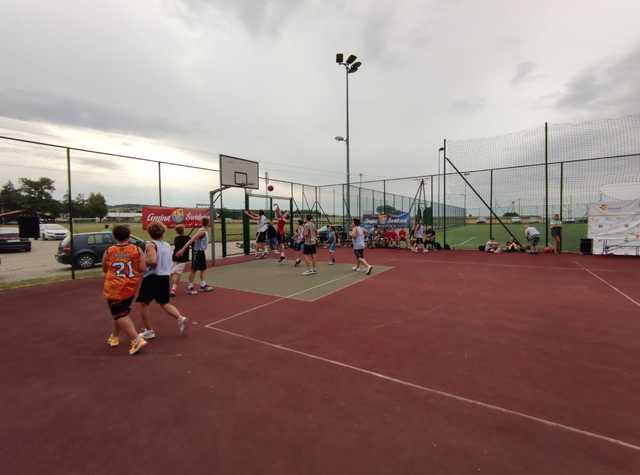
[0,178,108,220]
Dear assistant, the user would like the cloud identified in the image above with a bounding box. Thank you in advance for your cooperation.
[511,61,541,85]
[450,97,486,113]
[555,45,640,114]
[0,89,181,137]
[171,0,304,37]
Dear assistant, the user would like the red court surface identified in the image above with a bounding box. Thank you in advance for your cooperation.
[1,249,640,474]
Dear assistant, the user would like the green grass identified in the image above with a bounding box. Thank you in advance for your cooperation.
[437,223,587,251]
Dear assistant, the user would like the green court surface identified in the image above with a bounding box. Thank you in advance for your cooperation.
[437,223,587,251]
[203,259,391,301]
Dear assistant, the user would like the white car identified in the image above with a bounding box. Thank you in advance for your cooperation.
[40,223,68,240]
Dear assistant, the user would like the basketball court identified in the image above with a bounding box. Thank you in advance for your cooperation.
[2,156,640,475]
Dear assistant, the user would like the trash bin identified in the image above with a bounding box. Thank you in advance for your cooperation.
[580,238,593,255]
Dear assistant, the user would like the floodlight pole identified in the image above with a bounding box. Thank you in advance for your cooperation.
[345,65,351,227]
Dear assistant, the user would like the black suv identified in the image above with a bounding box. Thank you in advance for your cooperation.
[56,232,146,269]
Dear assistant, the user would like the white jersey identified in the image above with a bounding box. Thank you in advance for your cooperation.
[145,240,172,277]
[353,226,366,250]
[414,224,425,239]
[295,226,304,243]
[258,215,268,233]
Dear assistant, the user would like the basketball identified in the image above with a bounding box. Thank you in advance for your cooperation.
[267,185,274,191]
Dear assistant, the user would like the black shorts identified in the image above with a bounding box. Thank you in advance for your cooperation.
[192,250,207,271]
[136,275,171,305]
[256,231,267,243]
[354,248,365,259]
[303,244,317,255]
[293,241,303,251]
[551,227,562,238]
[415,238,424,244]
[107,297,134,320]
[277,232,286,244]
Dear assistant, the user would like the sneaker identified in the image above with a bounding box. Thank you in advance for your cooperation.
[294,259,301,267]
[177,316,188,335]
[311,269,318,274]
[106,334,120,348]
[199,285,214,293]
[328,261,335,265]
[129,335,147,355]
[139,328,156,340]
[366,266,373,275]
[278,255,286,263]
[302,270,314,276]
[259,252,266,259]
[352,266,359,271]
[186,288,198,295]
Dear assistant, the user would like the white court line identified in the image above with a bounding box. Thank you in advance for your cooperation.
[205,273,355,327]
[206,325,640,453]
[454,237,475,247]
[574,261,640,308]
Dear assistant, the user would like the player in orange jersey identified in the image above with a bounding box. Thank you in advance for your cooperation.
[102,225,148,355]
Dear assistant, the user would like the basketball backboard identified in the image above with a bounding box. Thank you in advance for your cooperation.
[219,154,259,189]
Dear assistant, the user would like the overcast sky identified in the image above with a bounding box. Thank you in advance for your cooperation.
[1,0,640,205]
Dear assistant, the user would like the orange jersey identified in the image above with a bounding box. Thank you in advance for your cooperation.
[102,243,143,300]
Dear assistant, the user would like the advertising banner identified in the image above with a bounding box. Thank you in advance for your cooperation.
[362,212,411,236]
[588,199,640,255]
[141,206,209,230]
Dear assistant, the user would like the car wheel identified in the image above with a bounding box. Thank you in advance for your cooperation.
[76,253,95,269]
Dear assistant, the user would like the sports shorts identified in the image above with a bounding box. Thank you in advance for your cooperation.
[415,238,424,244]
[328,242,337,252]
[293,241,303,251]
[551,227,562,238]
[303,244,317,255]
[107,296,135,320]
[192,250,207,271]
[136,275,171,305]
[528,236,540,246]
[354,248,365,259]
[256,231,267,243]
[171,262,186,274]
[277,232,286,244]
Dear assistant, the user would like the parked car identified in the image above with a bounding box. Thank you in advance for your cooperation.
[56,232,145,269]
[510,216,521,223]
[0,227,31,252]
[40,223,69,240]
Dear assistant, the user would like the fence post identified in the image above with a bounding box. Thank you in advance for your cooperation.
[560,161,564,253]
[158,162,162,206]
[443,139,447,246]
[342,184,346,228]
[544,122,549,246]
[383,180,387,213]
[489,169,493,239]
[66,148,75,280]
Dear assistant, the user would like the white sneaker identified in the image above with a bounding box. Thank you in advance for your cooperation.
[352,266,359,271]
[328,261,335,265]
[177,316,188,335]
[140,328,156,340]
[311,269,318,274]
[302,270,314,276]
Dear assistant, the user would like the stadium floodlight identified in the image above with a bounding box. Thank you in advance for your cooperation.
[348,61,362,74]
[335,52,363,228]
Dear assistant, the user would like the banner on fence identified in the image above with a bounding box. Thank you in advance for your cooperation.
[362,212,411,235]
[588,199,640,255]
[142,206,209,230]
